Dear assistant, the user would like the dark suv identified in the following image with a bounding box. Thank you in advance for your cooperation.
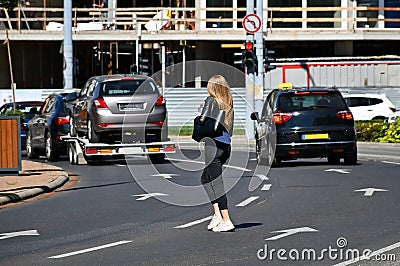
[69,75,167,143]
[251,87,357,166]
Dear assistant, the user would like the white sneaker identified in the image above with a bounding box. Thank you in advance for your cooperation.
[212,219,235,232]
[207,215,222,230]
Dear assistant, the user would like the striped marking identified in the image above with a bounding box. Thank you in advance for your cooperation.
[168,158,252,172]
[382,161,400,165]
[333,241,400,266]
[48,241,132,259]
[174,216,213,229]
[236,196,259,207]
[261,184,272,191]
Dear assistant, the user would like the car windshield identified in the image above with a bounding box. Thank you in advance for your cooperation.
[278,92,347,112]
[100,79,158,96]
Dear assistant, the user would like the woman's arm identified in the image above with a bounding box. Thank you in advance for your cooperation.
[198,97,216,124]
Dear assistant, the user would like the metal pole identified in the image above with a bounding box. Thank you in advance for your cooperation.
[6,30,16,111]
[255,0,264,115]
[182,41,186,87]
[136,24,141,70]
[63,0,73,90]
[161,45,166,96]
[245,0,255,140]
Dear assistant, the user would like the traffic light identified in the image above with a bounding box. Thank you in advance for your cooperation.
[138,56,149,76]
[264,49,276,73]
[244,41,257,74]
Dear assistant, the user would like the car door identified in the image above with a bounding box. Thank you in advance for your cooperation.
[258,91,277,160]
[38,97,56,147]
[74,79,92,131]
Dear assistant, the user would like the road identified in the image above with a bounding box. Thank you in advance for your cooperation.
[0,145,399,265]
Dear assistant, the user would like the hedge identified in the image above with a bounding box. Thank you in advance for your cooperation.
[355,119,400,143]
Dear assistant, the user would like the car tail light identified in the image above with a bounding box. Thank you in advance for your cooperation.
[163,144,175,152]
[390,107,397,113]
[94,96,108,108]
[336,111,353,120]
[150,121,164,126]
[20,124,24,131]
[86,147,98,154]
[156,96,165,106]
[121,77,135,81]
[99,123,114,128]
[273,111,292,124]
[56,117,70,125]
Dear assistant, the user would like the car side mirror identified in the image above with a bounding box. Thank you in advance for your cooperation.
[250,112,259,121]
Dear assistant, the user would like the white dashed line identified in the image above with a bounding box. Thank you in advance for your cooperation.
[48,241,133,259]
[168,158,252,172]
[174,216,213,229]
[382,161,400,165]
[333,241,400,266]
[236,196,259,207]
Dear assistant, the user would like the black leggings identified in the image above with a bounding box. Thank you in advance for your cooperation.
[201,138,231,210]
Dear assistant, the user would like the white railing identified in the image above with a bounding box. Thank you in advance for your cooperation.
[0,6,400,33]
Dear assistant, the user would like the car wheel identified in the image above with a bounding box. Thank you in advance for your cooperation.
[26,131,38,159]
[87,118,100,143]
[69,116,77,137]
[271,157,281,168]
[45,131,59,161]
[327,155,340,165]
[344,149,357,165]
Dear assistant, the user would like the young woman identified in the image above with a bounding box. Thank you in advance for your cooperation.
[198,75,235,232]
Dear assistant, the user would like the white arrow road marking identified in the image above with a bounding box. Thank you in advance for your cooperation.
[261,184,272,191]
[354,188,388,197]
[132,193,168,201]
[325,169,351,174]
[236,196,259,207]
[0,230,39,240]
[255,174,269,181]
[382,161,400,165]
[333,241,400,266]
[266,227,318,241]
[168,158,252,172]
[151,174,178,179]
[174,216,213,229]
[48,240,132,259]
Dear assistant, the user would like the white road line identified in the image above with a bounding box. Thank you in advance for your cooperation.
[333,241,400,266]
[382,161,400,165]
[236,196,259,207]
[174,216,213,229]
[256,174,269,181]
[48,241,132,259]
[168,158,252,172]
[261,184,272,191]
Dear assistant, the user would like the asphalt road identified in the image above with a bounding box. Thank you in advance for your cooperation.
[0,146,399,265]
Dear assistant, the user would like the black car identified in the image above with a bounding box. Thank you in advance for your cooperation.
[0,101,43,149]
[26,93,75,161]
[251,86,357,166]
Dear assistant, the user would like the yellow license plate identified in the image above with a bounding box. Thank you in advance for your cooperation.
[302,133,329,140]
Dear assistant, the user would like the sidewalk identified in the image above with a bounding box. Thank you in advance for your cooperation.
[0,160,69,207]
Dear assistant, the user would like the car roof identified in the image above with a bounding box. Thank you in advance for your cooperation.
[2,101,42,106]
[275,86,339,94]
[341,93,389,98]
[94,74,151,82]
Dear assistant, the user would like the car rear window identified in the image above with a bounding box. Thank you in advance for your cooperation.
[100,80,158,96]
[278,92,347,112]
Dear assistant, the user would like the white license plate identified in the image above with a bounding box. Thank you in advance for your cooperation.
[118,147,143,154]
[119,103,144,111]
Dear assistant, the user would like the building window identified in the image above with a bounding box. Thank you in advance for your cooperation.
[206,0,233,28]
[385,0,400,28]
[357,0,379,28]
[269,0,302,28]
[307,0,341,28]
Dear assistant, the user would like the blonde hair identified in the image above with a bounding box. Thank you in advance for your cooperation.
[207,75,234,131]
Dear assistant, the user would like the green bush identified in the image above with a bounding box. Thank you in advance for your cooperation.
[3,109,25,122]
[355,119,400,143]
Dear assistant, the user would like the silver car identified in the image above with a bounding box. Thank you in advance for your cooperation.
[69,75,167,143]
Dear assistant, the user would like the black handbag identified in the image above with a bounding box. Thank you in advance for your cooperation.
[192,110,225,142]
